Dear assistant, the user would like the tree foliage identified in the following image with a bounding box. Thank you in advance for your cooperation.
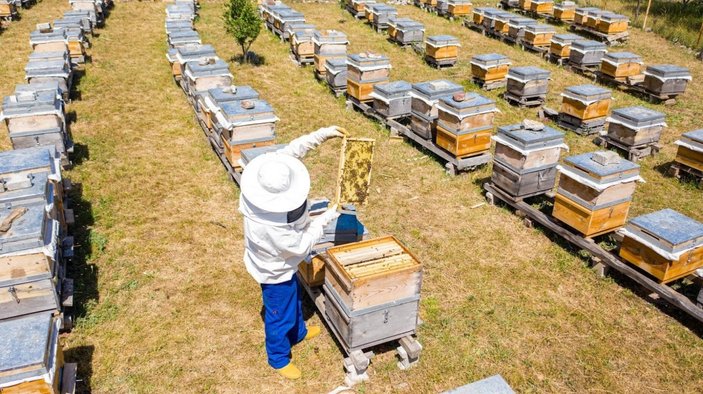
[223,0,261,63]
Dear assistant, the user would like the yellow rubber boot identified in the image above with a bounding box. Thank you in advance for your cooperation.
[304,326,321,341]
[276,363,301,380]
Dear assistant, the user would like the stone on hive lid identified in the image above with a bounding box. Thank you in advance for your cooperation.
[36,23,52,33]
[522,119,545,131]
[591,151,621,166]
[240,100,255,110]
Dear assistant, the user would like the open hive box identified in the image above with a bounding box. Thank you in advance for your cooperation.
[619,209,703,283]
[674,129,703,173]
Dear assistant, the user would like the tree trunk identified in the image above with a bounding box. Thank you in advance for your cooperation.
[635,0,641,20]
[241,43,249,64]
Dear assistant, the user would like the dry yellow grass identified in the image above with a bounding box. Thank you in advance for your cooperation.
[2,0,703,393]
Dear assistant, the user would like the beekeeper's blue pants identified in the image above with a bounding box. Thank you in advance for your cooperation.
[261,276,308,369]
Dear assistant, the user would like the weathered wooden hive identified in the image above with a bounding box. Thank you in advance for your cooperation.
[348,0,375,17]
[289,24,316,61]
[313,30,348,76]
[370,80,412,119]
[523,24,556,47]
[574,6,598,26]
[643,64,691,98]
[597,12,628,34]
[214,99,278,168]
[569,40,607,67]
[470,53,511,83]
[435,92,496,158]
[553,1,575,22]
[482,9,504,31]
[530,0,553,14]
[0,313,65,394]
[518,0,531,11]
[63,10,95,34]
[619,209,703,283]
[388,18,424,46]
[436,0,449,16]
[560,84,612,126]
[183,57,233,97]
[261,3,287,27]
[368,4,397,31]
[584,8,605,29]
[323,236,423,351]
[196,85,260,131]
[54,15,92,37]
[166,3,195,21]
[606,106,666,148]
[673,129,703,173]
[506,66,550,100]
[1,90,69,162]
[15,81,65,106]
[0,0,18,20]
[28,50,71,74]
[169,44,216,81]
[168,29,201,48]
[425,35,460,67]
[549,33,580,60]
[325,58,348,92]
[60,26,88,64]
[492,121,566,198]
[447,0,472,17]
[24,59,72,102]
[409,79,463,140]
[599,52,643,80]
[553,151,642,237]
[275,8,305,39]
[346,52,391,103]
[29,26,69,53]
[492,11,513,35]
[471,7,490,25]
[507,17,538,41]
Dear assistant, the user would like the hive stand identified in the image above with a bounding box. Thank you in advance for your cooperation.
[345,6,367,20]
[539,107,605,136]
[594,136,661,163]
[328,84,347,98]
[472,77,507,91]
[594,72,678,105]
[668,162,703,186]
[548,54,569,66]
[519,41,550,57]
[290,53,314,67]
[424,55,457,69]
[463,19,488,36]
[503,91,545,108]
[564,61,600,80]
[483,182,703,324]
[568,23,629,46]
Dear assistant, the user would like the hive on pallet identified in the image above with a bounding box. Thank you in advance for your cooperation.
[167,44,216,81]
[549,33,580,63]
[167,28,201,48]
[597,12,628,34]
[1,89,70,164]
[559,84,612,134]
[643,64,691,99]
[482,9,505,31]
[323,236,422,351]
[447,0,472,17]
[569,40,607,69]
[574,7,598,26]
[553,151,642,237]
[553,1,575,22]
[492,121,566,198]
[325,58,348,95]
[620,209,703,283]
[409,80,463,140]
[605,106,666,151]
[424,35,460,68]
[69,0,102,27]
[289,24,316,65]
[214,99,278,168]
[470,53,511,90]
[313,30,348,78]
[0,0,18,21]
[347,0,375,18]
[276,8,305,40]
[346,52,391,103]
[505,66,550,106]
[370,80,412,120]
[182,57,233,99]
[523,24,556,48]
[599,52,643,81]
[388,18,424,46]
[518,0,531,11]
[54,15,92,38]
[584,9,605,29]
[368,4,397,31]
[529,0,553,14]
[196,85,259,133]
[492,11,513,35]
[507,17,538,42]
[673,130,703,174]
[435,92,496,159]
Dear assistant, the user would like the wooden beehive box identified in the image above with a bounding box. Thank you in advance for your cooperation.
[560,84,612,121]
[606,106,666,147]
[674,129,703,172]
[0,313,63,394]
[493,12,513,35]
[549,33,580,59]
[472,7,487,25]
[325,58,348,90]
[436,93,495,158]
[369,4,397,29]
[371,80,412,119]
[482,9,504,30]
[425,35,460,61]
[600,52,643,80]
[183,58,233,96]
[470,53,511,82]
[553,151,641,237]
[29,27,69,53]
[448,0,472,17]
[506,66,550,98]
[168,29,201,49]
[508,17,538,41]
[389,18,424,45]
[597,12,628,34]
[336,138,375,206]
[620,209,703,283]
[313,30,348,75]
[643,65,691,97]
[523,24,555,47]
[197,85,259,131]
[409,80,463,138]
[217,99,277,167]
[346,53,390,102]
[569,39,607,67]
[584,9,604,29]
[290,24,315,58]
[518,0,531,11]
[530,0,553,14]
[553,1,575,22]
[574,7,598,26]
[174,44,216,80]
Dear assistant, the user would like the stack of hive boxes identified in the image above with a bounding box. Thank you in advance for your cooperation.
[325,58,348,95]
[559,84,612,135]
[643,65,692,100]
[409,79,463,140]
[507,17,537,42]
[167,43,216,81]
[599,52,643,82]
[569,40,607,70]
[505,66,550,106]
[368,3,397,32]
[182,58,233,102]
[553,1,575,22]
[424,35,460,67]
[605,106,666,157]
[196,85,259,133]
[313,30,348,80]
[673,130,703,176]
[446,0,472,18]
[370,81,413,120]
[387,18,424,46]
[619,209,703,283]
[435,92,497,159]
[529,0,553,14]
[574,7,597,26]
[290,24,316,65]
[549,33,580,64]
[470,53,511,90]
[346,52,391,103]
[523,24,555,48]
[553,151,643,237]
[491,121,567,198]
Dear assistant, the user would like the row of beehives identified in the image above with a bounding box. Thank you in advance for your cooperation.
[0,0,113,391]
[0,0,31,24]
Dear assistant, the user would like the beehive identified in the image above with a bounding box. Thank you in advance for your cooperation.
[492,12,514,35]
[584,9,604,29]
[553,151,642,237]
[597,12,628,34]
[370,80,412,119]
[62,10,95,34]
[560,84,611,121]
[324,236,422,350]
[275,8,305,38]
[673,130,703,173]
[24,59,72,102]
[54,16,92,37]
[569,40,607,67]
[470,53,511,83]
[325,58,348,91]
[346,53,391,103]
[523,24,556,47]
[492,122,566,197]
[529,0,553,14]
[67,0,101,24]
[606,106,666,148]
[643,64,691,97]
[518,0,531,11]
[14,81,65,106]
[620,210,703,283]
[165,19,193,35]
[196,85,260,131]
[553,1,575,22]
[216,100,277,168]
[168,29,201,48]
[550,33,580,59]
[0,0,18,20]
[171,44,216,80]
[482,9,504,31]
[471,7,489,25]
[0,313,64,394]
[290,25,316,61]
[409,80,463,139]
[507,66,550,99]
[425,35,460,66]
[368,4,397,30]
[182,58,233,97]
[29,27,69,53]
[435,92,496,158]
[508,17,538,41]
[313,30,348,76]
[61,26,88,64]
[349,0,375,15]
[600,52,643,80]
[447,0,472,17]
[166,3,194,21]
[574,6,599,26]
[388,18,424,45]
[28,50,71,73]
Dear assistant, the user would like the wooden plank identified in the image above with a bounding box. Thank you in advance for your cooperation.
[336,137,375,207]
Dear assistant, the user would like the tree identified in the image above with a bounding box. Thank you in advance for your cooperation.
[223,0,261,64]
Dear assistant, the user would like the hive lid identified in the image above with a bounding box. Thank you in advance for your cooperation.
[347,52,390,68]
[447,0,471,4]
[278,8,305,20]
[0,312,56,381]
[207,85,260,104]
[411,80,463,100]
[176,44,216,60]
[313,30,348,44]
[0,172,52,205]
[585,8,605,17]
[0,202,50,251]
[603,52,642,63]
[497,122,564,146]
[240,144,287,166]
[610,106,665,127]
[373,80,412,95]
[426,35,459,46]
[525,24,556,34]
[563,84,611,101]
[483,8,504,17]
[369,3,397,12]
[0,147,60,178]
[628,209,703,248]
[186,57,230,74]
[555,1,575,9]
[645,64,691,79]
[325,58,348,69]
[221,99,274,117]
[508,66,550,80]
[571,39,607,51]
[575,6,599,13]
[508,17,538,27]
[565,151,639,178]
[14,81,63,98]
[394,19,423,29]
[290,23,315,33]
[439,92,495,110]
[470,53,510,68]
[599,12,628,22]
[493,12,514,22]
[551,33,581,44]
[682,129,703,144]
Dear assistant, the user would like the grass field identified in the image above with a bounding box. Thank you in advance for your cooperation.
[2,0,703,392]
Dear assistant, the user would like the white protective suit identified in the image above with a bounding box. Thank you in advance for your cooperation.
[239,128,341,284]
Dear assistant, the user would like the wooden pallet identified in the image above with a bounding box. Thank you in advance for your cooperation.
[289,53,314,67]
[565,61,600,79]
[472,77,506,91]
[668,162,703,185]
[519,41,550,57]
[548,54,569,66]
[425,56,457,68]
[568,23,629,46]
[539,106,605,136]
[483,182,703,325]
[595,136,661,163]
[503,91,545,108]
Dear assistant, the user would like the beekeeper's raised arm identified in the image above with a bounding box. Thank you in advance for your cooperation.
[276,126,347,159]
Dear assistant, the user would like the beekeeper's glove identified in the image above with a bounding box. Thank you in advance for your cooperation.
[312,204,340,227]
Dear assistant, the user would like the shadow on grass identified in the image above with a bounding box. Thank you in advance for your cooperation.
[64,345,94,394]
[231,51,266,66]
[71,143,90,166]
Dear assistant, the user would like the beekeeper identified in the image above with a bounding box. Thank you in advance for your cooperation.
[239,126,346,380]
